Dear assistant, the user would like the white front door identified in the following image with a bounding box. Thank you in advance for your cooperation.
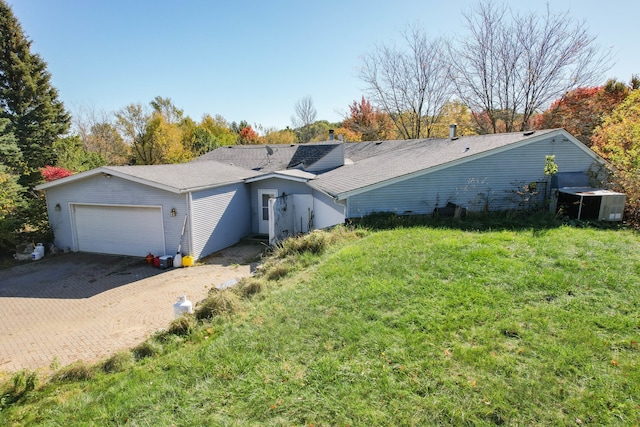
[257,189,277,234]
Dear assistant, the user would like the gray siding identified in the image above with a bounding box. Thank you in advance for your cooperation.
[43,174,188,254]
[312,190,346,229]
[347,137,597,217]
[190,183,251,259]
[250,179,312,233]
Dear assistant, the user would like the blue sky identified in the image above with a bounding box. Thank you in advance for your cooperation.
[9,0,639,131]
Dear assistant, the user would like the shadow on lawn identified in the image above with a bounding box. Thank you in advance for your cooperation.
[349,211,632,233]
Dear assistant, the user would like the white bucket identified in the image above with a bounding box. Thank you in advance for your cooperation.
[173,295,193,318]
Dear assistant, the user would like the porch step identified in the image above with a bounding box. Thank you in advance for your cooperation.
[241,234,269,245]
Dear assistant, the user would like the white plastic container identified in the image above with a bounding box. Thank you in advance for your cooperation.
[34,243,45,258]
[31,251,42,260]
[173,295,193,318]
[173,253,182,268]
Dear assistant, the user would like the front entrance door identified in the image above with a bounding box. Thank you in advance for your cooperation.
[257,189,277,234]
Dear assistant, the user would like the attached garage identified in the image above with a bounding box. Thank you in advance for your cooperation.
[71,204,165,256]
[35,162,260,260]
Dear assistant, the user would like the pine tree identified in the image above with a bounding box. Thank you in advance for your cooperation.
[0,117,22,172]
[0,119,26,249]
[0,0,70,187]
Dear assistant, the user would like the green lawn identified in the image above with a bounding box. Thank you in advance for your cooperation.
[2,221,639,425]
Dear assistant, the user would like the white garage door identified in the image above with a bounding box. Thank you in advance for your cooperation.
[72,204,165,257]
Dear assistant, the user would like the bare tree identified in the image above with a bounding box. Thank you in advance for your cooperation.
[291,96,318,143]
[359,25,453,139]
[450,1,611,133]
[72,104,129,165]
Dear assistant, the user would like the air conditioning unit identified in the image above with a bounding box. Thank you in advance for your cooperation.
[599,193,626,221]
[557,188,626,221]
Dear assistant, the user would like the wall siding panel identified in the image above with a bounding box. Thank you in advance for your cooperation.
[43,175,187,255]
[190,183,251,259]
[347,137,597,217]
[312,190,346,229]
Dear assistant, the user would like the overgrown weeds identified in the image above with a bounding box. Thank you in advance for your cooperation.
[194,289,240,321]
[165,313,197,336]
[101,350,134,373]
[132,340,162,360]
[51,361,95,382]
[234,277,268,299]
[0,370,38,410]
[270,227,360,258]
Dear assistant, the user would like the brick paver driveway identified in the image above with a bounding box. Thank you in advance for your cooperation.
[0,244,263,373]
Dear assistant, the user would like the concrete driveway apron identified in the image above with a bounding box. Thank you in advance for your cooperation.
[0,244,262,373]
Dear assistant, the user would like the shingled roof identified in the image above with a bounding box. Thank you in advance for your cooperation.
[193,145,297,171]
[37,129,589,199]
[194,142,343,172]
[310,129,567,198]
[36,161,260,194]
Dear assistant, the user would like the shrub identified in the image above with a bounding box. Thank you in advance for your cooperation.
[40,165,73,182]
[195,290,240,321]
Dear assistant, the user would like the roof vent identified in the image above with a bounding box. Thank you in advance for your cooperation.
[449,123,457,140]
[523,130,535,136]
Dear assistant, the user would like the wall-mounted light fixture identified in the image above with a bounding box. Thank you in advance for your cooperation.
[170,208,177,217]
[55,203,61,212]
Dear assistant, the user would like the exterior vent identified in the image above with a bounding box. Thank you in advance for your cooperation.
[449,124,457,139]
[523,130,535,136]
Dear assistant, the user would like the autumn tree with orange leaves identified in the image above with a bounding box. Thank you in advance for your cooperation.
[343,97,395,141]
[532,80,631,146]
[237,125,261,145]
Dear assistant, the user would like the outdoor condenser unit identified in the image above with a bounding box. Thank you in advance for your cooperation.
[556,188,625,221]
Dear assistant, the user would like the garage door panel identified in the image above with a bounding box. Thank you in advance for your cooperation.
[73,205,165,257]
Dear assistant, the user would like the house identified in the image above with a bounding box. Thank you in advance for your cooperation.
[36,128,610,259]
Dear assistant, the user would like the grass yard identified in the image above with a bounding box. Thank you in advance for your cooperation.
[1,219,639,425]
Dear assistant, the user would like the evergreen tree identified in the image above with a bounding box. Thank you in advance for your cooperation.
[0,0,70,187]
[0,117,22,173]
[0,119,26,250]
